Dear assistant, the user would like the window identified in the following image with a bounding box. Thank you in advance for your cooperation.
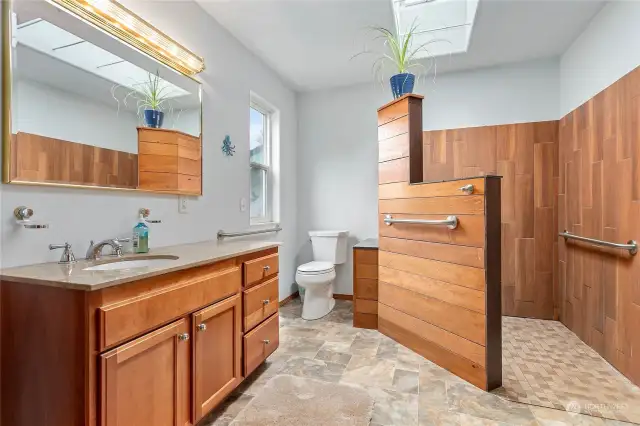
[250,100,272,223]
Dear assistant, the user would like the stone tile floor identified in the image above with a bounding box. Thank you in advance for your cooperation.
[199,299,638,426]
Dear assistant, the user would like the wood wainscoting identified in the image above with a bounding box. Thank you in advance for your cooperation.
[421,122,559,320]
[377,95,502,391]
[558,65,640,385]
[10,132,138,188]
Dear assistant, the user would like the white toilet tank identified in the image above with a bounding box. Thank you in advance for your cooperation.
[309,230,349,264]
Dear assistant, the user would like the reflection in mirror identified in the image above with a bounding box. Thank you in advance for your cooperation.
[7,1,202,192]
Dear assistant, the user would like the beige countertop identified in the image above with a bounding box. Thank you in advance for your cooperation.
[0,240,280,291]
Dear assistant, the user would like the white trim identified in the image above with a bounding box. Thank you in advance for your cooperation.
[249,91,277,225]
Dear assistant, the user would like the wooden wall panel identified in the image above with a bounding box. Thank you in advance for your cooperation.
[422,121,559,319]
[559,66,640,386]
[377,94,501,391]
[353,247,379,330]
[11,132,137,189]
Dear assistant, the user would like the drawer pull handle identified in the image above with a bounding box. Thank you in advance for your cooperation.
[263,265,271,271]
[178,333,190,341]
[262,299,270,305]
[196,323,207,332]
[263,339,270,344]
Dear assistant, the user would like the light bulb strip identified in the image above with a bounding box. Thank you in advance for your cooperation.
[46,0,205,76]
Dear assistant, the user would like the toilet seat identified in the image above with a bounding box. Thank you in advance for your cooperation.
[296,261,334,275]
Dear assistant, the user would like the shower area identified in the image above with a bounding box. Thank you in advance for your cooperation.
[376,66,640,423]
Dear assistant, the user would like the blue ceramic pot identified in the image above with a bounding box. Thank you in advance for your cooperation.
[144,109,164,128]
[390,73,415,99]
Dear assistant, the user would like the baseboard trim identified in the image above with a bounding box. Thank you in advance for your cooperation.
[279,291,299,307]
[333,293,353,300]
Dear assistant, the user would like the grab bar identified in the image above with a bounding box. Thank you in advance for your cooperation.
[559,230,637,255]
[217,225,282,239]
[384,214,458,230]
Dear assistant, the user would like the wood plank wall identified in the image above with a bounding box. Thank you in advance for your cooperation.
[10,132,138,189]
[558,66,640,385]
[421,122,559,319]
[378,95,502,391]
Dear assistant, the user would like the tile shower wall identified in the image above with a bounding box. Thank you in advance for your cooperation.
[0,0,298,299]
[558,64,640,386]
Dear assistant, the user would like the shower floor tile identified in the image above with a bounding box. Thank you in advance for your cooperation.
[495,316,640,423]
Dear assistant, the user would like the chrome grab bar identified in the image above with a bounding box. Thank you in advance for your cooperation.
[384,214,458,230]
[217,225,282,239]
[559,230,638,255]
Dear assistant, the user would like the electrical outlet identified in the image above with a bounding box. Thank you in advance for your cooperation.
[240,197,247,212]
[178,196,189,214]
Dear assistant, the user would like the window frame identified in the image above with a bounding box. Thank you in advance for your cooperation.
[249,100,272,225]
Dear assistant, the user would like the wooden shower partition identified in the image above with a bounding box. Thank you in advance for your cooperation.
[377,95,502,391]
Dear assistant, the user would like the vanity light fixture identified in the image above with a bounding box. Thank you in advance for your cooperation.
[46,0,205,76]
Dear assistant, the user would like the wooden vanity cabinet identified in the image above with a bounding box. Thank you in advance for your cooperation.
[100,319,191,426]
[192,294,242,422]
[0,246,280,426]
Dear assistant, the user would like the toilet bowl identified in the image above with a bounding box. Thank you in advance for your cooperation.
[296,261,336,320]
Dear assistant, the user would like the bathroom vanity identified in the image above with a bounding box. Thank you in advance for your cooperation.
[0,241,280,426]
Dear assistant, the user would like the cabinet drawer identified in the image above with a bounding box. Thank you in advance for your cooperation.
[99,266,241,350]
[244,313,279,376]
[355,264,378,280]
[355,299,378,314]
[354,249,378,265]
[244,253,279,288]
[354,278,378,300]
[243,276,279,332]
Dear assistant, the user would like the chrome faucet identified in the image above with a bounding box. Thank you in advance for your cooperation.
[86,239,124,261]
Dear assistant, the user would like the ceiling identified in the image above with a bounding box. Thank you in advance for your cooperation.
[197,0,607,92]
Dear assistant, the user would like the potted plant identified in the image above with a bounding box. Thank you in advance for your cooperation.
[111,70,176,128]
[354,21,440,99]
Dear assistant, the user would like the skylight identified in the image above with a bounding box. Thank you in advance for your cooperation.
[16,19,190,99]
[392,0,479,59]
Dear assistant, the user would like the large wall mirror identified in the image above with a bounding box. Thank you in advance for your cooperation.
[2,0,204,194]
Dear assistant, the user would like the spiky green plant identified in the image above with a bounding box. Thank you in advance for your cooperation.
[111,70,180,125]
[353,20,444,84]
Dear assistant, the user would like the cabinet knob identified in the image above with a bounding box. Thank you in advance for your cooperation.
[178,333,190,341]
[262,299,270,305]
[263,265,270,271]
[263,339,270,344]
[196,323,207,332]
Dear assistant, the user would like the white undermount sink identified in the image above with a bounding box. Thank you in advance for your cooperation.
[83,255,179,271]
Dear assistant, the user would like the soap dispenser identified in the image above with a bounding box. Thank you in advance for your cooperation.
[133,214,149,253]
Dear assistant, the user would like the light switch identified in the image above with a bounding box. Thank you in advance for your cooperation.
[179,196,189,214]
[240,197,247,212]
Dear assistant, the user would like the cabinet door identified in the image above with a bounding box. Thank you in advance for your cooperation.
[100,319,190,426]
[192,294,242,422]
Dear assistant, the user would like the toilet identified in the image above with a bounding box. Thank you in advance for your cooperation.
[296,230,349,320]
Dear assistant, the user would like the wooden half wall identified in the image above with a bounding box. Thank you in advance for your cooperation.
[377,95,502,391]
[558,65,640,385]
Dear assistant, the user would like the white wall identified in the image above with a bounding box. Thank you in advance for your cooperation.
[560,1,640,116]
[1,0,299,300]
[14,79,138,153]
[296,58,560,294]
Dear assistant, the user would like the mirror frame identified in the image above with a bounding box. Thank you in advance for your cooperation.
[1,0,204,193]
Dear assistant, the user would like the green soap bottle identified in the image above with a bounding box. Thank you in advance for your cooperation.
[133,214,149,253]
